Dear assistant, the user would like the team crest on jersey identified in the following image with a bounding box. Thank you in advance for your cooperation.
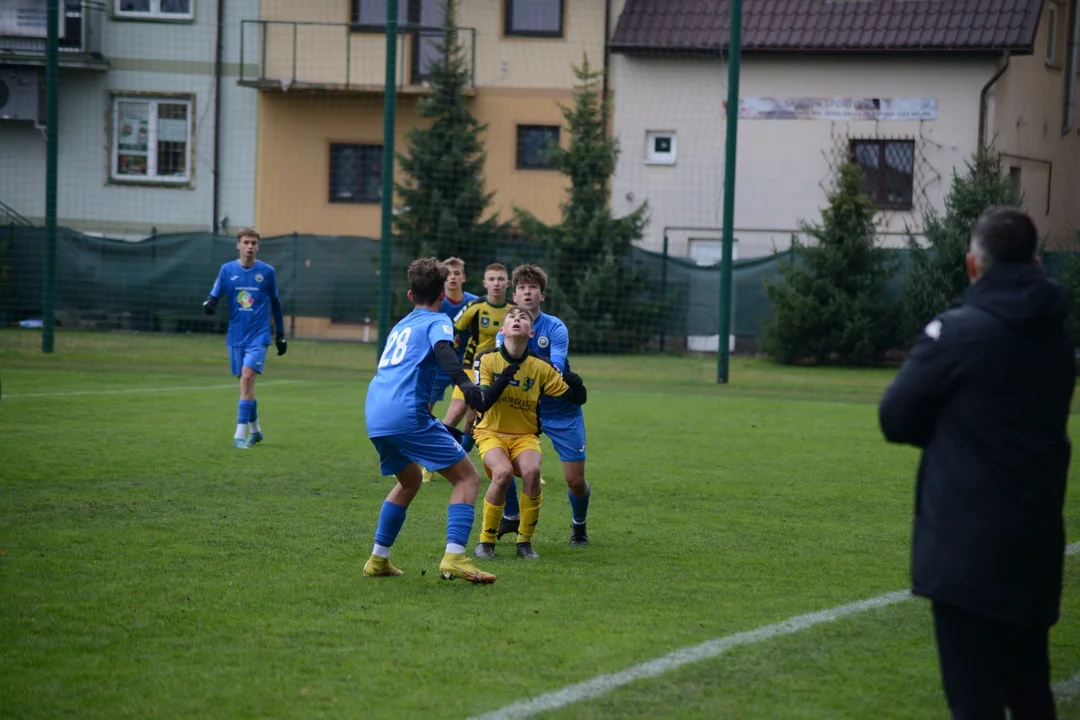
[480,316,490,328]
[537,336,549,348]
[255,273,264,283]
[236,290,254,309]
[522,377,535,391]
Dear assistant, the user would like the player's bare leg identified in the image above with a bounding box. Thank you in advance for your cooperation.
[363,463,423,578]
[475,448,514,558]
[512,450,543,559]
[442,398,468,429]
[563,460,590,547]
[437,456,495,583]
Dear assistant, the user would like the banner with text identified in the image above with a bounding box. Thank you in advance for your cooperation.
[724,97,938,121]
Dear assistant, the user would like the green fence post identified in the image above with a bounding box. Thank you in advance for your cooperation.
[376,0,399,364]
[660,232,669,352]
[717,0,742,383]
[41,0,59,353]
[290,231,298,339]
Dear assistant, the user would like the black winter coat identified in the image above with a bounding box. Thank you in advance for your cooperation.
[879,263,1075,629]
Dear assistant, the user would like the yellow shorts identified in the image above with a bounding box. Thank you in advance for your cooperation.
[475,432,541,478]
[451,385,464,401]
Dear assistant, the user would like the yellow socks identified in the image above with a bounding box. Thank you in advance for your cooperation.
[518,492,543,543]
[481,500,504,544]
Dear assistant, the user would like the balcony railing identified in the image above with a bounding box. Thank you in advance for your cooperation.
[238,20,475,93]
[0,1,108,71]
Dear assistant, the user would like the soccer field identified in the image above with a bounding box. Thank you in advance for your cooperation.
[4,329,1080,720]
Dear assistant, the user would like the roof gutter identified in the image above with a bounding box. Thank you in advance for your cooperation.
[601,0,612,140]
[978,50,1010,149]
[1063,0,1078,134]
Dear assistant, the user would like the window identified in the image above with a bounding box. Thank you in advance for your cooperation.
[505,0,564,38]
[645,131,677,165]
[1047,3,1059,64]
[1009,166,1022,198]
[112,96,193,183]
[351,0,408,30]
[116,0,193,20]
[516,125,559,170]
[329,144,383,203]
[850,139,915,210]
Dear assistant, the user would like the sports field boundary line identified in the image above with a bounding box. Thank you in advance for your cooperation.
[4,379,307,398]
[469,541,1080,720]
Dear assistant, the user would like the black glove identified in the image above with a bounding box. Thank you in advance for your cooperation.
[462,384,484,411]
[275,336,287,356]
[498,363,521,382]
[202,297,217,315]
[442,422,464,444]
[562,370,587,405]
[562,370,583,388]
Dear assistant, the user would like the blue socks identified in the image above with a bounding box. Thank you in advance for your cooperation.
[446,503,474,548]
[374,500,408,548]
[504,478,521,518]
[250,399,258,423]
[237,399,254,424]
[568,487,591,524]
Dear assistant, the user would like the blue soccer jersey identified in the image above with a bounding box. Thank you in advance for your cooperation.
[209,260,280,347]
[366,309,457,438]
[497,311,580,420]
[441,291,478,359]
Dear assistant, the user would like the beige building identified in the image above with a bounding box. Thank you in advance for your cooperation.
[608,0,1079,262]
[242,0,616,238]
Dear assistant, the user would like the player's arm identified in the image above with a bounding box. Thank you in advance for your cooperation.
[268,269,287,355]
[878,317,961,448]
[452,303,476,356]
[549,321,569,373]
[471,354,520,413]
[544,366,587,406]
[203,267,225,314]
[432,342,517,412]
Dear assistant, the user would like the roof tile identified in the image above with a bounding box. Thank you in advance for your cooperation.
[610,0,1045,53]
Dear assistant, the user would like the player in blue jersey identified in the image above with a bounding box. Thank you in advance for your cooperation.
[202,227,287,449]
[495,265,591,547]
[362,257,518,583]
[420,257,478,484]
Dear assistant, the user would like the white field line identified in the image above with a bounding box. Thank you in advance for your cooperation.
[470,541,1080,720]
[4,380,306,398]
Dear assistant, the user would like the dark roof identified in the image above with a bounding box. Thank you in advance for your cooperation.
[610,0,1045,54]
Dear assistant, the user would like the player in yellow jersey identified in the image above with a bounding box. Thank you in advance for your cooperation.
[472,307,587,560]
[444,263,512,452]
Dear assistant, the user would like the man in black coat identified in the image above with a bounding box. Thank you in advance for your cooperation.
[880,206,1075,719]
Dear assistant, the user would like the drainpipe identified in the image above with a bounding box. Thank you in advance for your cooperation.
[1063,0,1078,134]
[978,50,1010,150]
[601,0,612,139]
[212,0,225,232]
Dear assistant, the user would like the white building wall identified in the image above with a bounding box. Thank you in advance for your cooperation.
[0,0,257,239]
[610,54,1000,260]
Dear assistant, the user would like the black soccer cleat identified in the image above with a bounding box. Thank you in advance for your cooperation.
[516,542,540,559]
[570,523,589,547]
[497,516,520,540]
[474,542,496,559]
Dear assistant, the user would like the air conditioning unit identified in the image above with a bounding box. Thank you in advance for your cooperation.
[0,68,43,126]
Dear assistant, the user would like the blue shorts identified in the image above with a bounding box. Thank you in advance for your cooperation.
[427,371,454,406]
[369,418,467,476]
[542,413,587,462]
[229,344,268,376]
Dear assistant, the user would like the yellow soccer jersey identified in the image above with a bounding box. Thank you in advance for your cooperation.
[453,298,512,367]
[473,347,570,437]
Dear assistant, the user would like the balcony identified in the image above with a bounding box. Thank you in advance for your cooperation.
[237,20,474,94]
[0,1,108,72]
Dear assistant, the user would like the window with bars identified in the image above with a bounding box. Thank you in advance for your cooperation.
[504,0,564,38]
[850,139,915,210]
[111,96,192,184]
[116,0,193,20]
[516,125,560,170]
[329,144,383,203]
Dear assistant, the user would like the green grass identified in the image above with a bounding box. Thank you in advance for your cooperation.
[2,329,1080,719]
